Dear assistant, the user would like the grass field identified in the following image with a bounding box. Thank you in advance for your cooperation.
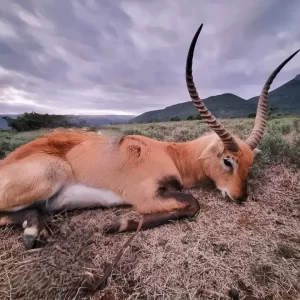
[0,116,300,300]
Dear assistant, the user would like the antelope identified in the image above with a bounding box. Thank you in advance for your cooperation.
[0,24,299,250]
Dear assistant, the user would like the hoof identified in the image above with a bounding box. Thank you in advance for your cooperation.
[23,227,49,250]
[23,233,37,250]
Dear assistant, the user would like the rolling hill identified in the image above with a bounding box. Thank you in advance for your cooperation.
[247,74,300,114]
[130,74,300,123]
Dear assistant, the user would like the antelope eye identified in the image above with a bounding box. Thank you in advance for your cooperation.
[223,158,233,168]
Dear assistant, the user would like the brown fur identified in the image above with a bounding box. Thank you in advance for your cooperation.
[0,129,255,213]
[2,129,95,165]
[0,216,12,226]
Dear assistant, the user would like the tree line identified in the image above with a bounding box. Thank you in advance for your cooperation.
[2,112,87,132]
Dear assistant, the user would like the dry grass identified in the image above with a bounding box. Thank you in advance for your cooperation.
[0,116,300,300]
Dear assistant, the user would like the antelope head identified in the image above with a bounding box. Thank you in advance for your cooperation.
[186,24,299,202]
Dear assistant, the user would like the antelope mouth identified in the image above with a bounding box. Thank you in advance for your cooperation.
[217,187,249,204]
[217,187,234,201]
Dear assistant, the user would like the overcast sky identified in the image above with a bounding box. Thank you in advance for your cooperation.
[0,0,300,116]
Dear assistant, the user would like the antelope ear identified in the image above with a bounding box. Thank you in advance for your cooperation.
[197,140,225,161]
[253,148,261,157]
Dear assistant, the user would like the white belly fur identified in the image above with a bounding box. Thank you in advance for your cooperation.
[47,184,127,211]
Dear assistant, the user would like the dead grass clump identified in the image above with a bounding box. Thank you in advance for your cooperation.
[252,264,277,286]
[275,244,300,260]
[293,119,300,132]
[280,124,292,135]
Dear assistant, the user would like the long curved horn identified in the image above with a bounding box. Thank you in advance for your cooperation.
[186,24,240,153]
[246,49,300,150]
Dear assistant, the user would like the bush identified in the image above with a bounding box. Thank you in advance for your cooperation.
[170,116,181,122]
[2,112,83,132]
[0,141,10,159]
[248,113,256,118]
[122,129,144,136]
[258,131,300,168]
[187,115,201,120]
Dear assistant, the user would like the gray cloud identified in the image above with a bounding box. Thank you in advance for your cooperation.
[0,0,299,115]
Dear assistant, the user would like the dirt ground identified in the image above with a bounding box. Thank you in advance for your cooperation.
[0,164,299,300]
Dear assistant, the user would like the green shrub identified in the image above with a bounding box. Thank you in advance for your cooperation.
[248,113,256,118]
[258,132,300,168]
[122,129,144,136]
[170,116,181,122]
[3,112,75,132]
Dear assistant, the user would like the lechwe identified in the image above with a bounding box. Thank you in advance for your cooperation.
[0,24,299,250]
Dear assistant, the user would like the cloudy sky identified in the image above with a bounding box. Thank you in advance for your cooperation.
[0,0,300,116]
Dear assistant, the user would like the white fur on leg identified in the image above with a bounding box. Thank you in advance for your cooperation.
[24,226,38,237]
[22,220,28,228]
[47,184,126,211]
[23,225,39,249]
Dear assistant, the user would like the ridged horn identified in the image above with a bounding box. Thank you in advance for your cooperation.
[186,24,240,153]
[246,49,300,150]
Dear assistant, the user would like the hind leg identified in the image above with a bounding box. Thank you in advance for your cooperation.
[0,154,72,248]
[0,154,71,211]
[0,209,49,249]
[103,190,200,234]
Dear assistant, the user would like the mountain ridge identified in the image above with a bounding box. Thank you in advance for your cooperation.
[130,74,300,123]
